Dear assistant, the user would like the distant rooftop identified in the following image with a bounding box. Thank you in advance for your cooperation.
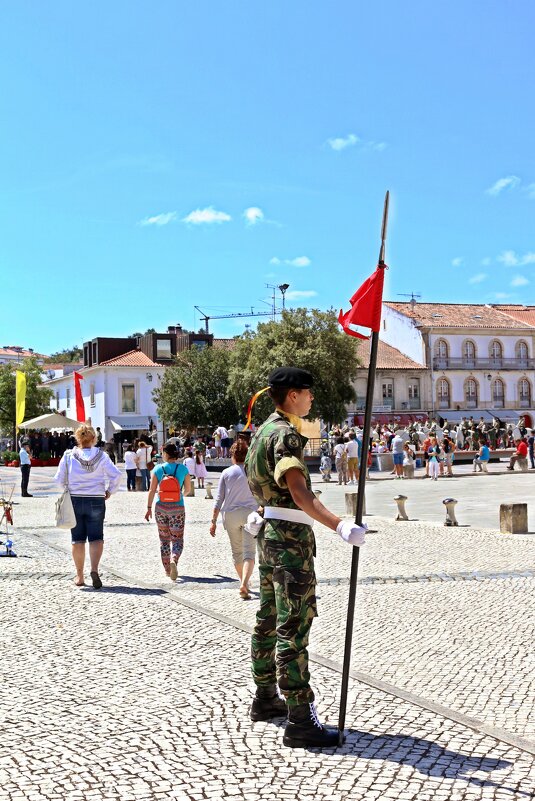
[98,350,164,367]
[357,338,426,370]
[384,302,534,329]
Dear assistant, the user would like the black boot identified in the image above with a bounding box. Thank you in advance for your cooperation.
[250,684,287,722]
[283,703,339,748]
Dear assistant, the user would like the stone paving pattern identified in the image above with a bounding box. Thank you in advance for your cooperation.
[1,465,535,799]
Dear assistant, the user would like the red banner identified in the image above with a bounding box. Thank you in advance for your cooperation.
[74,372,86,422]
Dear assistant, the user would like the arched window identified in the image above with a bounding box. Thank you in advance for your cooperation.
[492,378,505,408]
[517,341,529,365]
[490,340,503,365]
[434,339,449,368]
[519,378,531,408]
[437,378,450,409]
[465,378,478,408]
[463,340,476,366]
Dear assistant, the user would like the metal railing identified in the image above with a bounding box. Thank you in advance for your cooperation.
[433,357,535,370]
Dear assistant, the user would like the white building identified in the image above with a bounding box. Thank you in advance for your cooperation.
[346,338,430,426]
[47,350,165,444]
[0,345,46,365]
[380,302,535,427]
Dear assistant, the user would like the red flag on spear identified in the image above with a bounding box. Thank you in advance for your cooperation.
[73,372,86,423]
[336,191,389,745]
[338,264,385,339]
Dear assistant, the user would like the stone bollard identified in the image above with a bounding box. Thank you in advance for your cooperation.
[205,482,213,500]
[443,497,458,527]
[394,494,409,521]
[186,476,195,497]
[403,464,414,479]
[345,492,366,517]
[517,457,528,473]
[500,503,528,534]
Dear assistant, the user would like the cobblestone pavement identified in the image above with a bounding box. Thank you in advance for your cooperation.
[1,531,535,800]
[2,466,535,791]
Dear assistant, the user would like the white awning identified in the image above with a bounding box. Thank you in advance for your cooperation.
[109,416,149,431]
[434,410,497,423]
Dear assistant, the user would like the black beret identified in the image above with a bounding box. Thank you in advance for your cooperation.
[268,367,314,389]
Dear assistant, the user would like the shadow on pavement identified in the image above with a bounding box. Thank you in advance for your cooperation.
[176,574,237,585]
[311,730,523,794]
[82,585,167,596]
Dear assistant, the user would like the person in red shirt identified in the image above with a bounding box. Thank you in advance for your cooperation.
[507,437,528,470]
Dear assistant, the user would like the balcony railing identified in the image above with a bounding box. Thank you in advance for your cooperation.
[433,357,535,370]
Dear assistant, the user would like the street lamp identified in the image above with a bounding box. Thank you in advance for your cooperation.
[279,283,290,309]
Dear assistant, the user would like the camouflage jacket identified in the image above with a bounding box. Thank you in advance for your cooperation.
[244,410,311,510]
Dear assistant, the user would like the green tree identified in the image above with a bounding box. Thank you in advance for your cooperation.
[44,345,83,364]
[0,356,54,433]
[154,347,239,430]
[228,308,359,424]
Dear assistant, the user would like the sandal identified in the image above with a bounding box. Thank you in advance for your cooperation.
[74,577,85,587]
[90,571,103,590]
[239,586,251,600]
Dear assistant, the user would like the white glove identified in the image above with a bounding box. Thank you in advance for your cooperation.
[244,511,265,538]
[336,520,367,546]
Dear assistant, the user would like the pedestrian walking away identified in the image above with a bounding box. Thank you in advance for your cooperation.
[209,439,258,599]
[145,443,191,581]
[19,443,33,497]
[54,425,122,589]
[245,366,366,749]
[124,444,138,491]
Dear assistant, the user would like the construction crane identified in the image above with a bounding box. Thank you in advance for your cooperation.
[195,284,290,334]
[194,306,280,334]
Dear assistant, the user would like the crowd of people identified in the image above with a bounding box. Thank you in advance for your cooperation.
[321,414,535,481]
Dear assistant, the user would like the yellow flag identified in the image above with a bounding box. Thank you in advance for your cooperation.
[16,371,27,431]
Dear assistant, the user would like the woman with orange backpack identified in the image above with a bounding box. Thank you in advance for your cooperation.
[145,443,191,580]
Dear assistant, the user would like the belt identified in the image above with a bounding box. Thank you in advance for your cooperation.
[264,507,314,527]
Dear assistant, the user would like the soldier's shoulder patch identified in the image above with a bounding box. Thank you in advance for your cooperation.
[284,432,301,453]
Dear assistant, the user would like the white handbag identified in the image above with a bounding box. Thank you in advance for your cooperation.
[55,455,77,529]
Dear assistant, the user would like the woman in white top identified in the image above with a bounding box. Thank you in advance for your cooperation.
[333,437,348,486]
[54,424,122,589]
[136,440,153,491]
[209,439,258,599]
[124,444,138,491]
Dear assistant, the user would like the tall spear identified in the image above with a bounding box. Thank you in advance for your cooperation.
[337,191,390,744]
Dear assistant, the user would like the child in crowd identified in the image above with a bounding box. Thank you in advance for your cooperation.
[194,449,208,489]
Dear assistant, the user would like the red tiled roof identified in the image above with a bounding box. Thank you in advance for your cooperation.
[356,339,426,370]
[212,338,237,351]
[493,305,535,326]
[99,350,162,367]
[384,302,533,329]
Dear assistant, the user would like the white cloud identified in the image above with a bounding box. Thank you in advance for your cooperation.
[497,249,519,267]
[493,292,511,300]
[139,211,177,226]
[451,257,463,267]
[243,206,264,225]
[486,175,521,196]
[511,275,530,287]
[480,257,491,266]
[328,133,359,151]
[269,256,311,268]
[285,290,318,300]
[181,206,232,224]
[469,273,488,284]
[525,183,535,199]
[371,141,387,152]
[497,249,535,267]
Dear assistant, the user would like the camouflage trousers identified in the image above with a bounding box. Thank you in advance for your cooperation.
[251,528,317,707]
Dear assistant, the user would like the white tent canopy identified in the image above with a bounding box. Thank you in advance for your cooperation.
[19,412,83,430]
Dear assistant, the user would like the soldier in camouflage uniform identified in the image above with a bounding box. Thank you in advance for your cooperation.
[245,367,366,748]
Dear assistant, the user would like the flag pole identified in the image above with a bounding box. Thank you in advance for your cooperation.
[337,190,390,745]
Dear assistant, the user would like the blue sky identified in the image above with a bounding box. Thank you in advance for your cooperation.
[2,1,534,353]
